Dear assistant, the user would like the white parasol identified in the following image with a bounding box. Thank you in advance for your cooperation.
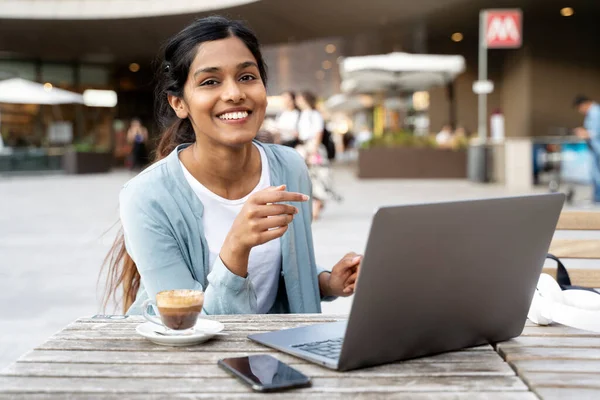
[0,78,84,105]
[340,52,466,93]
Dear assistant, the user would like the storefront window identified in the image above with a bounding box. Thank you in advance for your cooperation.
[0,61,36,80]
[41,63,74,85]
[79,65,110,86]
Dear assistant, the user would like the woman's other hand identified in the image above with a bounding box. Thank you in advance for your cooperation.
[325,252,362,297]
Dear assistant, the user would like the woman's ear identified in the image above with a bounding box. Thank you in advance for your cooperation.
[168,94,189,119]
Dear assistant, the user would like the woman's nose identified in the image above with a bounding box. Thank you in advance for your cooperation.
[221,79,246,103]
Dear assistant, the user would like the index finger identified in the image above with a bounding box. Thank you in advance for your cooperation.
[253,190,309,205]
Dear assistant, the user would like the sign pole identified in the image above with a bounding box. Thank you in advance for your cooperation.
[478,10,488,142]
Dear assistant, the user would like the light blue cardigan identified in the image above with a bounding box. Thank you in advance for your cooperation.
[120,141,330,315]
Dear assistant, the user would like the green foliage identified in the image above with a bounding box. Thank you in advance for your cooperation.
[72,139,110,153]
[453,134,469,150]
[361,131,468,151]
[360,131,436,149]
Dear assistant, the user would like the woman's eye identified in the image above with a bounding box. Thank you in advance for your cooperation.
[240,75,256,82]
[200,79,218,86]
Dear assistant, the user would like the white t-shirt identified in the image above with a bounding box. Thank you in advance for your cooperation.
[298,109,324,142]
[180,144,281,313]
[275,110,300,142]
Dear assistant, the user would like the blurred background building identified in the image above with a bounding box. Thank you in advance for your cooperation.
[0,0,598,179]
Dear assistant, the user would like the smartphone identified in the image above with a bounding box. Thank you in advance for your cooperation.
[218,354,311,392]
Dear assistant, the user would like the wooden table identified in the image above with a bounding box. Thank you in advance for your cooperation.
[0,314,598,399]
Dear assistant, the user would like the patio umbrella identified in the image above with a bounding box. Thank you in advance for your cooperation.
[324,94,374,112]
[0,78,84,105]
[339,52,466,128]
[340,52,466,93]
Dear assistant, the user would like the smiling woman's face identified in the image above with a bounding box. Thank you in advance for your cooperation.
[169,36,267,148]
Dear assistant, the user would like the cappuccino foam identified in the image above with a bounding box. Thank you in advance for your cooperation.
[156,289,204,308]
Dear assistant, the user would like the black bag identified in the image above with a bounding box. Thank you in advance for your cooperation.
[321,128,336,160]
[546,253,599,294]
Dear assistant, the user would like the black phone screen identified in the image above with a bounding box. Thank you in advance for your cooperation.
[218,355,311,392]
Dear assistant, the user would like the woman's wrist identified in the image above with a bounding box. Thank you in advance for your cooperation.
[318,271,333,297]
[219,240,251,278]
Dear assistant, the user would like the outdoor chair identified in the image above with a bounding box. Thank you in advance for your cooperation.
[545,210,600,288]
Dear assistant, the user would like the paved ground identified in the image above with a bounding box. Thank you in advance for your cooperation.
[0,162,596,369]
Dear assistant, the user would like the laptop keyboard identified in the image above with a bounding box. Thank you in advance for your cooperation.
[291,337,343,360]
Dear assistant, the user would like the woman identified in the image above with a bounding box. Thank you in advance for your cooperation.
[126,118,149,170]
[435,124,453,148]
[296,92,324,154]
[296,91,327,220]
[274,91,300,147]
[103,16,361,315]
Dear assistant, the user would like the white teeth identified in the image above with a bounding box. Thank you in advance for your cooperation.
[219,111,249,120]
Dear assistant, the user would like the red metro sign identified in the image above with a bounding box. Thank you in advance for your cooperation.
[486,10,522,49]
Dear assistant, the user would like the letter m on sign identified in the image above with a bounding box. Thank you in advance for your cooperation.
[486,10,522,49]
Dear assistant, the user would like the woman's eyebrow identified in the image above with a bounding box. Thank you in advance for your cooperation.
[238,61,258,70]
[194,66,220,79]
[193,61,258,79]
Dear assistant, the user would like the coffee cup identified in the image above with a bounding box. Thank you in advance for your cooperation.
[142,289,204,334]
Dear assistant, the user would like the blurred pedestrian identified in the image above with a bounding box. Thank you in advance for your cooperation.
[296,91,328,220]
[102,16,361,315]
[574,95,600,202]
[275,91,300,147]
[355,125,372,148]
[127,118,149,170]
[296,92,324,155]
[436,124,453,148]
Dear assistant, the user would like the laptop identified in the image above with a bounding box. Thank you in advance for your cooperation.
[249,194,565,371]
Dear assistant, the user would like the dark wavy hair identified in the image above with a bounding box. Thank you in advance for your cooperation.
[300,91,318,110]
[101,16,268,313]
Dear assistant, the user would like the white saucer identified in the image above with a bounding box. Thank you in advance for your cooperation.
[136,318,225,347]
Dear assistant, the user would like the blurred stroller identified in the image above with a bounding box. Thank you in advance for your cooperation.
[543,143,575,204]
[256,129,342,219]
[536,128,579,204]
[296,142,343,203]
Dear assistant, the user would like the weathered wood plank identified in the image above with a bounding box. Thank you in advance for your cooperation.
[51,330,509,350]
[0,393,540,400]
[59,324,333,336]
[498,346,600,361]
[1,359,515,379]
[0,376,528,394]
[541,265,600,288]
[499,336,600,349]
[535,388,600,400]
[15,349,504,365]
[35,338,494,353]
[52,330,254,341]
[521,324,598,337]
[35,338,289,352]
[14,350,301,365]
[66,320,593,340]
[548,239,600,259]
[74,317,575,336]
[64,322,340,332]
[69,317,581,328]
[520,372,600,389]
[512,359,600,374]
[75,314,346,324]
[556,211,600,231]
